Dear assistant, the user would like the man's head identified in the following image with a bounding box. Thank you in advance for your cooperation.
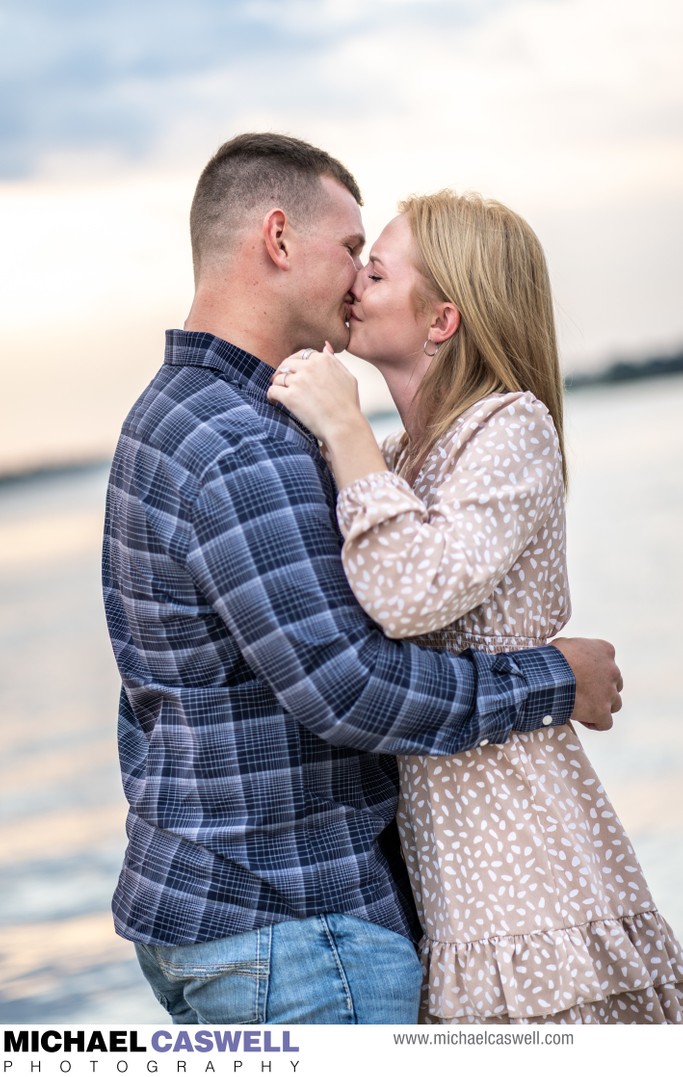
[191,132,362,273]
[187,132,365,357]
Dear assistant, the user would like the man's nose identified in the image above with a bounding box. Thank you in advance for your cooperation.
[351,265,366,300]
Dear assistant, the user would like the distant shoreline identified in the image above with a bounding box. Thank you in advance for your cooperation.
[2,354,682,487]
[0,456,111,490]
[564,350,683,391]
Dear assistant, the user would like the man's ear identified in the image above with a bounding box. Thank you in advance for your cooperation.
[262,209,290,270]
[430,302,461,343]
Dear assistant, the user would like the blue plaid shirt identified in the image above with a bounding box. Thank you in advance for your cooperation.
[103,330,576,946]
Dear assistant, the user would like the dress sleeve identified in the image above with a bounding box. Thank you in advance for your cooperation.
[337,393,564,639]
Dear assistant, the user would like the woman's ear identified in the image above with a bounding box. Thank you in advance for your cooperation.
[430,302,460,343]
[262,209,290,270]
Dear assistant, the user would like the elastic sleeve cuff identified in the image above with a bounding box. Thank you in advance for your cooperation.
[336,471,423,538]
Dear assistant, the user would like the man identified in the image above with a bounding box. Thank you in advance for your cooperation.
[102,133,622,1024]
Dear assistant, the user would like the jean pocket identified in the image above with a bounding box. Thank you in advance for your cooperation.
[153,931,271,1024]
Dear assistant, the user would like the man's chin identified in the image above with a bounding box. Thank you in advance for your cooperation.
[328,322,351,353]
[344,322,366,360]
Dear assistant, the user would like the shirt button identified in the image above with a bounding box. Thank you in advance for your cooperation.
[542,715,553,726]
[479,739,489,747]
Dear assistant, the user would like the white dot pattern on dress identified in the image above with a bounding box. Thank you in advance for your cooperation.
[337,391,683,1024]
[339,393,570,643]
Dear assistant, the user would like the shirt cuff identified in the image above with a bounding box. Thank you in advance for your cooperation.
[498,644,576,733]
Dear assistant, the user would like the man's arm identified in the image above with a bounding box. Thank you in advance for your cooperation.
[186,438,620,753]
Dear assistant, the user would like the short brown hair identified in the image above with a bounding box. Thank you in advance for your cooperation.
[190,132,363,275]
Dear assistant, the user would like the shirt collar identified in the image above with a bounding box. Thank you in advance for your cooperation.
[164,329,275,398]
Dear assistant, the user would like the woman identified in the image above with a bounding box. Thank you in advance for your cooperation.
[267,191,683,1023]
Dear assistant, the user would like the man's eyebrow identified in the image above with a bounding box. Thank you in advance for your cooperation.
[344,233,365,250]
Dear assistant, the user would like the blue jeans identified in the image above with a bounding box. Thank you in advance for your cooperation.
[136,914,422,1024]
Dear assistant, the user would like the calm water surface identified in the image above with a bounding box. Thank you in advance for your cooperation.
[1,377,681,1022]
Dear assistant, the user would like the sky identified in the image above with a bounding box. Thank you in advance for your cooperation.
[1,0,682,470]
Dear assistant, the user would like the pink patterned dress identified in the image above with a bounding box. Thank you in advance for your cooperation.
[336,391,683,1023]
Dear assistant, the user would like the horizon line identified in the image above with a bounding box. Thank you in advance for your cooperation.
[2,358,682,488]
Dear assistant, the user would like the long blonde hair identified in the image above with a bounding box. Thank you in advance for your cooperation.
[400,190,567,488]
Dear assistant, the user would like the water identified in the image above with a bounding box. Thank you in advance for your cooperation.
[1,377,682,1023]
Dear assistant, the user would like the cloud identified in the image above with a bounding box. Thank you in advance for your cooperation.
[5,0,682,225]
[1,0,290,176]
[318,0,683,203]
[2,0,510,178]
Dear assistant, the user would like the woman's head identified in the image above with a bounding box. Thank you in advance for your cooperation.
[354,190,567,485]
[347,213,447,380]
